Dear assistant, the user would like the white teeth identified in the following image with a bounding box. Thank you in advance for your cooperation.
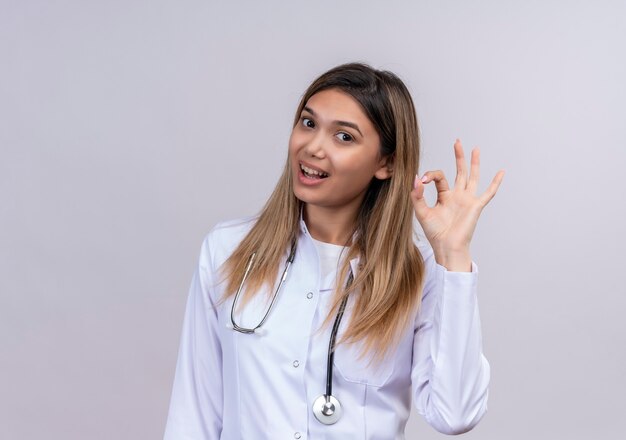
[300,164,328,177]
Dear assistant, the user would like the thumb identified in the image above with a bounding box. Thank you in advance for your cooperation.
[411,174,429,220]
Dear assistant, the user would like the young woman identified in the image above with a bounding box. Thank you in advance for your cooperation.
[164,63,504,439]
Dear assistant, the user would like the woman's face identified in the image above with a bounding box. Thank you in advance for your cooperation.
[289,88,391,211]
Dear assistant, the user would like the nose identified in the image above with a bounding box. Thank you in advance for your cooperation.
[303,131,326,159]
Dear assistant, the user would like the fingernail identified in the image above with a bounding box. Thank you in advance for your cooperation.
[413,174,420,189]
[421,175,428,183]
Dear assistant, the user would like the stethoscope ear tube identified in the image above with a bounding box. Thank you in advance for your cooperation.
[230,240,297,334]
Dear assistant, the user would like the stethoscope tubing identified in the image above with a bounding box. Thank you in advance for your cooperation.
[325,277,351,398]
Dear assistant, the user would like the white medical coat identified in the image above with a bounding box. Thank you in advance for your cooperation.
[164,216,490,439]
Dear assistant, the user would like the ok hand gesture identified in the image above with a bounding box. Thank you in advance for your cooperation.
[411,139,505,272]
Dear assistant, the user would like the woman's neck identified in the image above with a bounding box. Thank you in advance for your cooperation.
[303,204,358,245]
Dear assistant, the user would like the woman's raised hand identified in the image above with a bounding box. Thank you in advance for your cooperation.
[410,139,504,271]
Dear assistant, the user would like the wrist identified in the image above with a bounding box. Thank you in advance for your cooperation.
[433,247,472,272]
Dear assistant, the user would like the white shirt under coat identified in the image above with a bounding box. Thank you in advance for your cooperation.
[164,216,490,439]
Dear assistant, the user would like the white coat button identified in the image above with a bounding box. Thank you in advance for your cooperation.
[293,360,300,368]
[294,433,302,439]
[306,292,313,299]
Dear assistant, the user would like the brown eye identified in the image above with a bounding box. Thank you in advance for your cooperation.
[301,117,315,128]
[336,132,353,142]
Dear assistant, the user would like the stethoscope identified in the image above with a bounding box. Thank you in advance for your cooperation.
[229,239,352,425]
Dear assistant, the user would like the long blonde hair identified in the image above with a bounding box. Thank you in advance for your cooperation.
[221,63,425,363]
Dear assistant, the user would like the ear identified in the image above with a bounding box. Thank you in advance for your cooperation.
[374,155,393,180]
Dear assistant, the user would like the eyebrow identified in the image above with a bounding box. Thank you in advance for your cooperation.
[303,106,363,137]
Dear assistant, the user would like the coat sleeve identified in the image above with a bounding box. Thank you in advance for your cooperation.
[164,232,223,439]
[411,243,490,435]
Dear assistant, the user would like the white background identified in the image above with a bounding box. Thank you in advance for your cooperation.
[1,0,625,438]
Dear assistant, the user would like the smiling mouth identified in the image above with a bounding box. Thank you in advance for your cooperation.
[300,163,329,179]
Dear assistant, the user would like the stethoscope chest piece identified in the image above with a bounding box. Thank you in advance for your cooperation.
[312,394,342,425]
